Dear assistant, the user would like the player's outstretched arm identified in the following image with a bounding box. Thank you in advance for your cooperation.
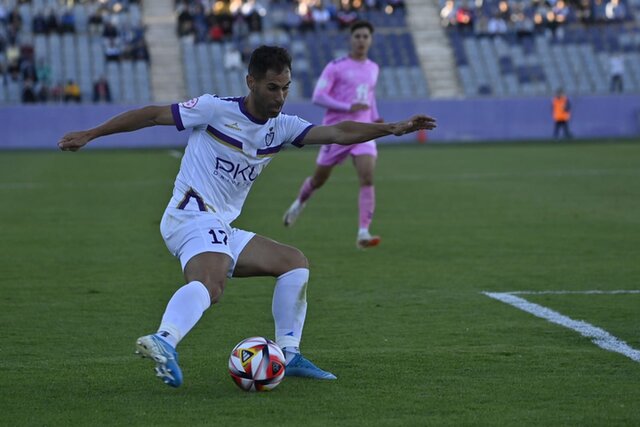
[301,114,436,146]
[58,105,175,152]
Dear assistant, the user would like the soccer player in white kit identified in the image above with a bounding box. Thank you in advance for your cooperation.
[283,21,383,249]
[58,46,436,388]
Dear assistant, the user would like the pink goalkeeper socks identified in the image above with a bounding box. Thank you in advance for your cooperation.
[298,177,315,203]
[359,185,375,229]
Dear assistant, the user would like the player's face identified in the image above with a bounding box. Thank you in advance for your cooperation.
[249,69,291,119]
[350,28,372,57]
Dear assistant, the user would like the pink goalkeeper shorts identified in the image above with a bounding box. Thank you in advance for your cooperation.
[315,140,378,166]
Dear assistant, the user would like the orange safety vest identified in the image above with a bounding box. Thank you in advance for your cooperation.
[552,96,570,122]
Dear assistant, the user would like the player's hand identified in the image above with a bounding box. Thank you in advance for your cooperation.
[58,130,93,152]
[390,115,437,136]
[349,103,370,112]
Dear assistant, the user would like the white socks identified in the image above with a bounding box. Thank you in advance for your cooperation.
[154,269,309,353]
[157,281,211,348]
[273,268,309,352]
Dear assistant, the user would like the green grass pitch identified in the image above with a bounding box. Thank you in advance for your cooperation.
[1,140,639,425]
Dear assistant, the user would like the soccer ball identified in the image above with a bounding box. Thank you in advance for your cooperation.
[228,336,286,392]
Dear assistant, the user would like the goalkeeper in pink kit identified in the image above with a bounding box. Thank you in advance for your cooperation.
[283,20,383,248]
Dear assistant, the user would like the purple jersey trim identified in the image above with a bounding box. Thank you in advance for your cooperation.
[257,145,283,155]
[177,188,207,212]
[171,103,185,131]
[206,125,243,150]
[291,124,315,147]
[238,96,268,125]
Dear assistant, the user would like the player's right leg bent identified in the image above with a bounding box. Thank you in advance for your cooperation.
[135,334,183,388]
[283,147,346,227]
[134,206,237,387]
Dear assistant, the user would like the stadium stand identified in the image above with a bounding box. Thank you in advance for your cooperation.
[0,0,151,104]
[173,0,429,100]
[442,0,640,96]
[2,0,639,105]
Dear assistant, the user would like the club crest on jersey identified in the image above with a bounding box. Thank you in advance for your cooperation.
[265,127,275,146]
[180,98,199,109]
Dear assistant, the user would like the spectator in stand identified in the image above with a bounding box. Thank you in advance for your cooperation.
[103,19,119,39]
[0,4,7,25]
[336,3,358,29]
[512,4,534,41]
[8,7,22,33]
[605,0,627,21]
[241,0,265,33]
[440,0,456,27]
[191,3,209,43]
[487,13,508,36]
[88,5,105,35]
[32,9,47,34]
[45,8,59,34]
[132,39,150,62]
[456,1,474,33]
[104,37,122,62]
[20,57,37,83]
[64,79,82,103]
[37,82,50,103]
[6,44,20,69]
[297,2,315,33]
[497,1,511,22]
[50,80,64,102]
[60,7,76,33]
[209,22,224,42]
[177,3,194,37]
[212,1,234,39]
[609,52,624,93]
[35,58,50,87]
[552,0,569,39]
[312,2,332,30]
[93,75,112,103]
[22,77,37,103]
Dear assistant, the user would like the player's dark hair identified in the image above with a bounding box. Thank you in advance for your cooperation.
[350,20,374,34]
[248,46,292,80]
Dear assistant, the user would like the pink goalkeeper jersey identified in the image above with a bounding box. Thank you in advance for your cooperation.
[312,56,380,125]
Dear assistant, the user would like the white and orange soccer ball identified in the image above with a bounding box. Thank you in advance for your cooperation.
[228,337,286,392]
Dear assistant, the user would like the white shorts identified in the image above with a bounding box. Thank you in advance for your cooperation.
[160,207,255,277]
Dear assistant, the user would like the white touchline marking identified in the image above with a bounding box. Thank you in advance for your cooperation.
[483,291,640,363]
[509,290,640,295]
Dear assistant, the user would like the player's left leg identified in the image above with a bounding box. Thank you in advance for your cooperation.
[283,164,334,227]
[353,151,381,249]
[284,144,354,227]
[233,234,337,380]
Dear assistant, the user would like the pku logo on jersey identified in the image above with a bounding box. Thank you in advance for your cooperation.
[215,157,259,182]
[180,98,199,109]
[265,127,275,146]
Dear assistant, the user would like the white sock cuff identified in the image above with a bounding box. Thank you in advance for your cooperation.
[188,280,212,311]
[277,268,309,283]
[276,335,300,349]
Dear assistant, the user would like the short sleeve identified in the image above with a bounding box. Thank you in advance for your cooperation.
[171,94,217,131]
[279,114,315,148]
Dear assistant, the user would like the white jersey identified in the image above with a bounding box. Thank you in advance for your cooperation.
[169,95,314,223]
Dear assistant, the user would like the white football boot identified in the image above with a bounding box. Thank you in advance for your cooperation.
[356,229,381,249]
[283,199,306,227]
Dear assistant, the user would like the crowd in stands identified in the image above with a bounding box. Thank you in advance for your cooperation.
[0,0,149,104]
[440,0,633,39]
[174,0,406,44]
